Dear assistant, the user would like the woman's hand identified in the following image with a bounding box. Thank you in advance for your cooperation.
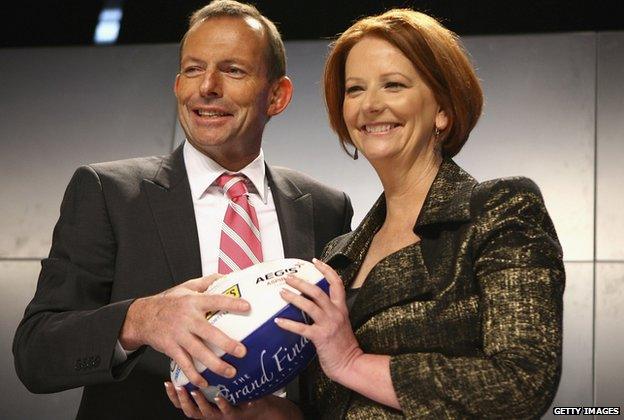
[275,258,363,383]
[164,382,301,419]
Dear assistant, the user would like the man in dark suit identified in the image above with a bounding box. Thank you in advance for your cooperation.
[12,1,352,418]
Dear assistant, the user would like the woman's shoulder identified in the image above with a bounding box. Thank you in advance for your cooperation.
[470,176,546,217]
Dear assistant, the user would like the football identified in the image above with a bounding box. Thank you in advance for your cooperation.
[169,258,328,405]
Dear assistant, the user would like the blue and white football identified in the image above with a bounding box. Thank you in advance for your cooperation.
[170,258,328,405]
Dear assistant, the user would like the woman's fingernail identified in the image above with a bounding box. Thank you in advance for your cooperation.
[190,391,198,398]
[164,382,170,388]
[175,386,183,392]
[312,258,319,263]
[274,317,282,323]
[225,367,236,378]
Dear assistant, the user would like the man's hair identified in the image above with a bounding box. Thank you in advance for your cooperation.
[324,9,483,158]
[179,0,286,81]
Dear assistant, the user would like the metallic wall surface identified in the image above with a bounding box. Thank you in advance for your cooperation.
[0,45,179,259]
[1,32,621,418]
[595,32,624,409]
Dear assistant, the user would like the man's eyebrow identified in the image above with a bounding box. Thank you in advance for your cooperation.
[180,56,205,66]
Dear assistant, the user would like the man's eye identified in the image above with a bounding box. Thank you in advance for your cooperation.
[182,66,203,77]
[226,67,245,76]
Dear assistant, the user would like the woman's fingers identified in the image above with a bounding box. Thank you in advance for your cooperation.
[190,390,221,418]
[274,316,311,339]
[214,396,236,416]
[280,287,324,321]
[164,382,181,409]
[175,385,203,419]
[313,258,346,305]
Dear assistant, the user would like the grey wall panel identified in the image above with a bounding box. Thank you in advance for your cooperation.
[544,262,594,418]
[0,45,179,258]
[457,34,596,262]
[597,33,624,261]
[595,263,624,406]
[263,41,382,228]
[263,35,596,258]
[1,261,81,419]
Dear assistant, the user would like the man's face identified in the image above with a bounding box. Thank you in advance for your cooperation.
[175,16,274,167]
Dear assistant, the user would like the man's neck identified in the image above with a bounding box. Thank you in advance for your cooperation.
[187,141,261,172]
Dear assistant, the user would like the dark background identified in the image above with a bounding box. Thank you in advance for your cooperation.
[2,0,622,48]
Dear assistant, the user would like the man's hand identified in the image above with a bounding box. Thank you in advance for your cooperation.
[119,274,250,387]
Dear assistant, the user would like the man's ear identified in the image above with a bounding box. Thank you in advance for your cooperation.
[267,76,293,117]
[173,73,181,96]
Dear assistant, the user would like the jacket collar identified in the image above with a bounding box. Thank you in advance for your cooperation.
[266,165,316,261]
[324,158,477,265]
[143,144,203,285]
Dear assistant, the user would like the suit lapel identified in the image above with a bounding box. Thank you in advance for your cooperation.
[143,145,202,285]
[324,159,477,329]
[267,166,315,261]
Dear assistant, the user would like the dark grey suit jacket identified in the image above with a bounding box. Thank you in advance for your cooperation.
[13,145,353,419]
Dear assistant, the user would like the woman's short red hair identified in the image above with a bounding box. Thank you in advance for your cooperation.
[324,9,483,158]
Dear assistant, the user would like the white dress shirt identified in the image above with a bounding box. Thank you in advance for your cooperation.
[183,140,284,275]
[115,141,285,373]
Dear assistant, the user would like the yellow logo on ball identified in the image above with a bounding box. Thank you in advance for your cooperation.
[206,284,241,320]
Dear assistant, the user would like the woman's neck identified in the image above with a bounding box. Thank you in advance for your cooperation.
[374,152,442,231]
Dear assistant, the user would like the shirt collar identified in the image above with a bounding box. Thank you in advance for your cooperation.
[183,140,268,203]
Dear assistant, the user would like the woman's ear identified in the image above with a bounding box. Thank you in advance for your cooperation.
[435,107,449,131]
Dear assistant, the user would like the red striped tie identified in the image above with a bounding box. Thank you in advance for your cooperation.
[216,173,263,274]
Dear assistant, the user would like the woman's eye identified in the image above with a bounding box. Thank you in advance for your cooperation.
[385,82,405,90]
[345,85,363,94]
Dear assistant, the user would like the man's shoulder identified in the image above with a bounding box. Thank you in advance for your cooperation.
[64,153,172,197]
[269,165,345,198]
[87,154,167,180]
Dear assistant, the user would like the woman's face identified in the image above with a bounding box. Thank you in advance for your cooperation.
[342,36,447,164]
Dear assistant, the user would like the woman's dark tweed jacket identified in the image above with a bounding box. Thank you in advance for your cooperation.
[301,159,565,419]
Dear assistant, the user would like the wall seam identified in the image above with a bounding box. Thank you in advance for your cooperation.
[592,31,599,412]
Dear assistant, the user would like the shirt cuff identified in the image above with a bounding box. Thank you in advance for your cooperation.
[112,340,137,366]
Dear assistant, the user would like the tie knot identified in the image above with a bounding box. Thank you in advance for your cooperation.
[216,173,248,199]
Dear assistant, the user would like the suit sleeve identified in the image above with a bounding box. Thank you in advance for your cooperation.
[389,178,565,418]
[341,192,354,235]
[12,165,142,394]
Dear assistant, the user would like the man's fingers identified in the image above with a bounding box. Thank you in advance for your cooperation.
[180,334,237,379]
[192,319,246,358]
[170,347,208,388]
[199,294,250,314]
[184,273,224,293]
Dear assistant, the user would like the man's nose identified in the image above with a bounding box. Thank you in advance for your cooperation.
[199,70,222,98]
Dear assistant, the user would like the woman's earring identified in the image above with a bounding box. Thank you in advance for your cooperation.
[434,126,441,139]
[353,148,359,160]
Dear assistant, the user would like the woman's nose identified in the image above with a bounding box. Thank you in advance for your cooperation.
[361,89,385,114]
